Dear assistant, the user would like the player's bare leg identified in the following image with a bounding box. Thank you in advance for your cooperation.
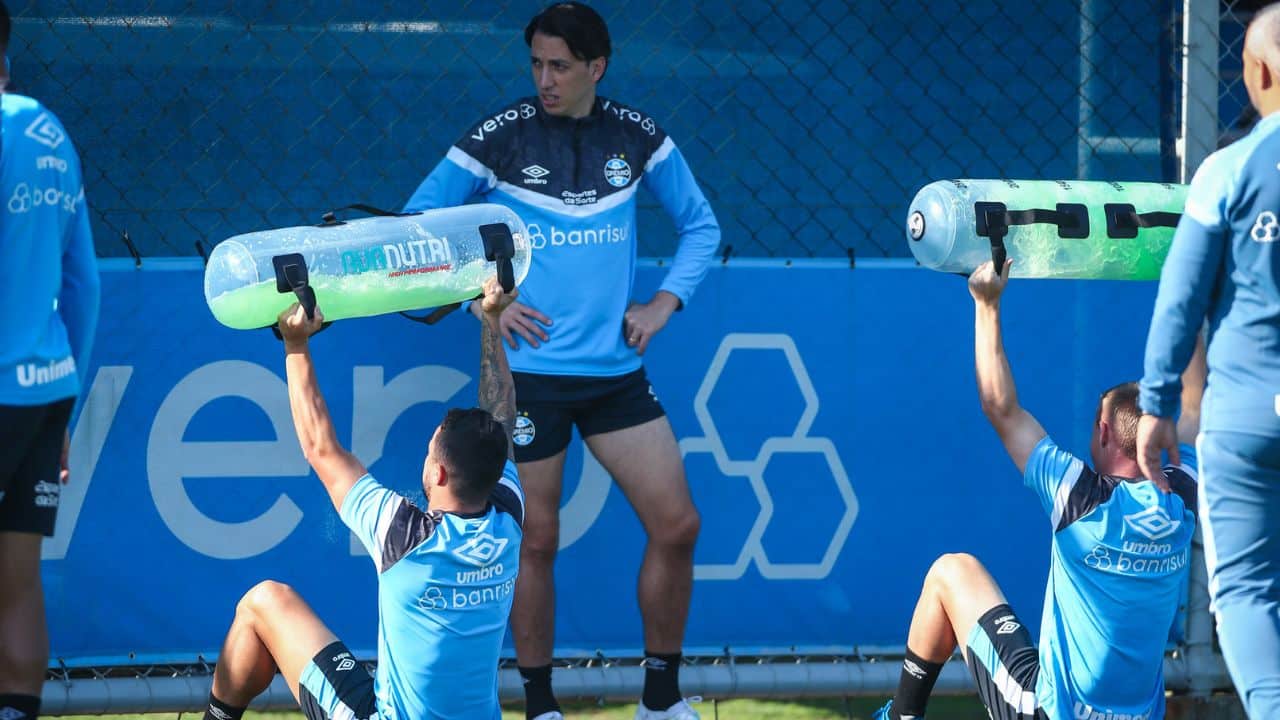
[587,417,699,713]
[0,532,48,714]
[209,580,337,710]
[510,450,567,719]
[875,553,1008,720]
[907,553,1008,661]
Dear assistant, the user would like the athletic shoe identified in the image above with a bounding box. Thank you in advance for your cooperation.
[872,699,924,720]
[530,713,565,720]
[634,697,701,720]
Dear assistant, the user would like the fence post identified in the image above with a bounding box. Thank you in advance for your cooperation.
[1180,0,1220,181]
[1177,0,1219,701]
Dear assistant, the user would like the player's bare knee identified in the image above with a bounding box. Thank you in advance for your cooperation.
[926,553,983,598]
[520,525,560,567]
[240,579,299,622]
[653,506,700,551]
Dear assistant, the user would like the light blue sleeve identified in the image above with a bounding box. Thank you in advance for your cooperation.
[1139,155,1230,418]
[403,150,492,213]
[489,459,525,527]
[641,142,720,308]
[59,175,98,393]
[338,473,403,561]
[1023,435,1086,519]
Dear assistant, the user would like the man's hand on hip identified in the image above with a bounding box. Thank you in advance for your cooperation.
[624,291,680,356]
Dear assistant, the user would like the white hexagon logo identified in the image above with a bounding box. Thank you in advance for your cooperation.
[686,334,858,581]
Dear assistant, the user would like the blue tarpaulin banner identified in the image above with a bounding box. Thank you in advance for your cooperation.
[44,259,1158,665]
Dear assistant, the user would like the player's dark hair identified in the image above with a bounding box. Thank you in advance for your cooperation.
[525,2,611,71]
[435,407,508,504]
[1096,382,1141,460]
[0,2,11,57]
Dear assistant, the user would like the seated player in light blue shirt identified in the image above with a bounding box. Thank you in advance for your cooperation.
[874,261,1202,720]
[202,277,523,720]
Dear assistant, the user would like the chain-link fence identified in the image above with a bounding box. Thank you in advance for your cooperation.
[1219,1,1271,147]
[12,1,1181,260]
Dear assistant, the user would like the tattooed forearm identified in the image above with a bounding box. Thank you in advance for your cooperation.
[479,318,517,458]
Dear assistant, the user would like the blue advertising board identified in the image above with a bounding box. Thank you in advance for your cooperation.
[45,259,1158,665]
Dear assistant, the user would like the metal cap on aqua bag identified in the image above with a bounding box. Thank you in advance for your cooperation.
[905,181,957,270]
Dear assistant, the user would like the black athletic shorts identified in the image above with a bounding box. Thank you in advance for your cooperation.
[0,398,74,536]
[297,640,378,720]
[511,368,666,463]
[963,604,1049,720]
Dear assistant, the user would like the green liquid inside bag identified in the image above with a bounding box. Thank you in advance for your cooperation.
[208,258,492,330]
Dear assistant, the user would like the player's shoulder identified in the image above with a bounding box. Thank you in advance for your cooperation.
[3,93,52,118]
[597,96,668,151]
[3,94,78,162]
[455,97,541,153]
[1026,434,1082,473]
[1198,119,1280,192]
[3,94,67,140]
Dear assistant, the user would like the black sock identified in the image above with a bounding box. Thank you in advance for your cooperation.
[518,664,560,719]
[0,694,40,720]
[891,648,944,719]
[640,650,683,711]
[202,693,246,720]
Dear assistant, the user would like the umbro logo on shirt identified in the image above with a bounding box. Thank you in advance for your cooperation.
[1123,505,1181,541]
[522,164,550,185]
[24,113,65,149]
[453,532,508,566]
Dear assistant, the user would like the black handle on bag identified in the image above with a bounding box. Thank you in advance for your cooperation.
[975,202,1089,271]
[272,253,316,319]
[1104,204,1181,239]
[480,223,517,293]
[318,203,419,227]
[269,253,331,340]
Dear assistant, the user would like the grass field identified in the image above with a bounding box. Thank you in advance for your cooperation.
[59,697,991,720]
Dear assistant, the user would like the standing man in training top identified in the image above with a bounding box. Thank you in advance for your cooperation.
[203,279,523,720]
[405,3,719,719]
[0,3,100,719]
[1137,4,1280,717]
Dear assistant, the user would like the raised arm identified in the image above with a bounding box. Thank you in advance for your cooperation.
[970,260,1047,474]
[477,277,518,460]
[278,304,367,510]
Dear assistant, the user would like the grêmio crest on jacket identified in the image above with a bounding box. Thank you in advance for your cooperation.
[453,96,670,207]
